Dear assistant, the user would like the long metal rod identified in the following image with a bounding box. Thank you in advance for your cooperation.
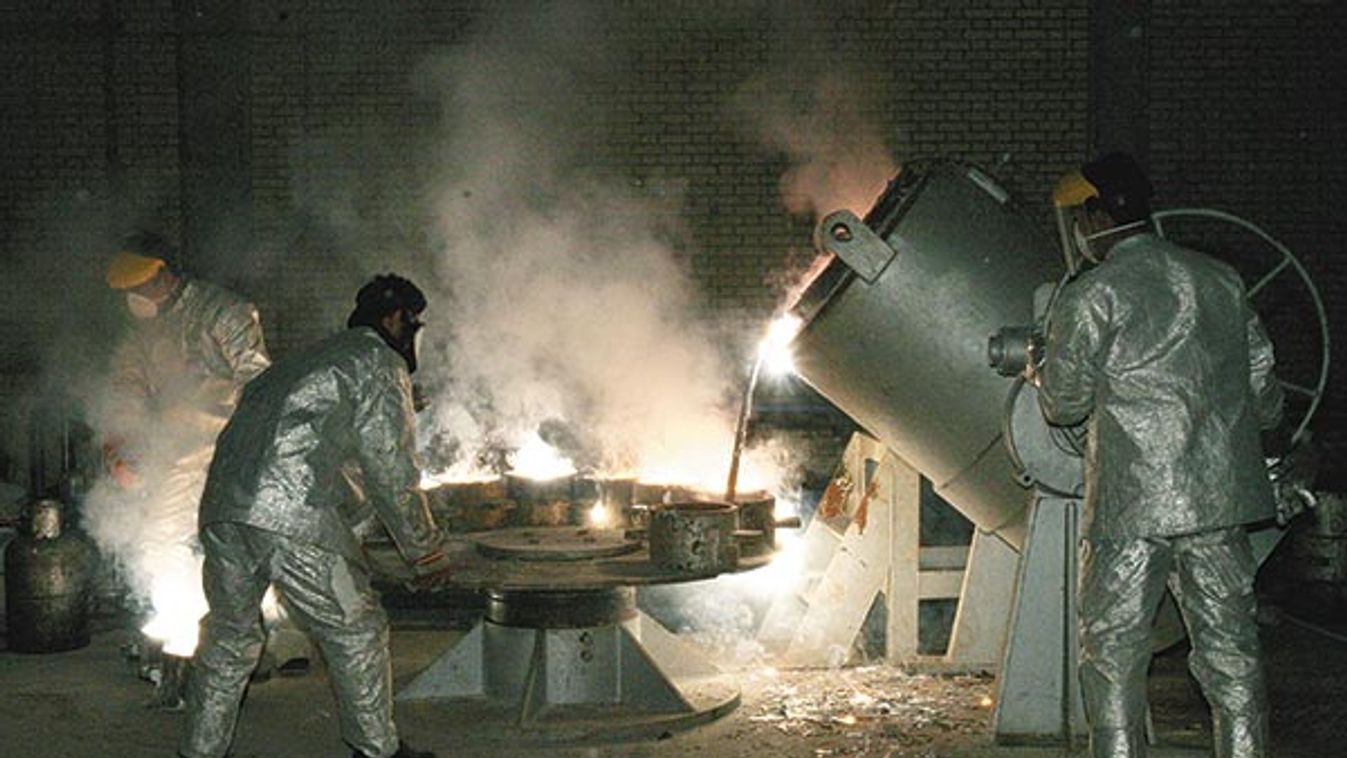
[1061,498,1078,753]
[724,355,763,502]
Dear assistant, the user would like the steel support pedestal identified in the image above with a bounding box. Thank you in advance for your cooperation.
[397,587,740,744]
[993,493,1088,745]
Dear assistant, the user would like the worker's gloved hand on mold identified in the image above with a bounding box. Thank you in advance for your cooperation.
[100,437,139,489]
[406,543,461,592]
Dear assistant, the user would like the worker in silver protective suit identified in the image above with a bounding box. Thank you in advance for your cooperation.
[180,274,450,758]
[96,232,274,665]
[1034,153,1284,758]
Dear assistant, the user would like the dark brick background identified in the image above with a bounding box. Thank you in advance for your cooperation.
[1,0,1343,487]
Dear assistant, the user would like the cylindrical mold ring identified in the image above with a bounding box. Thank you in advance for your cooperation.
[648,501,739,573]
[733,491,777,555]
[506,473,576,504]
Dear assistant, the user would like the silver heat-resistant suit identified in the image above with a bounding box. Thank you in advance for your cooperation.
[105,277,271,482]
[97,279,270,654]
[1038,232,1284,758]
[180,327,443,758]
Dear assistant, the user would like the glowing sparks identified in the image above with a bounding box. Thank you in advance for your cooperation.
[418,428,579,488]
[140,572,209,658]
[758,314,803,377]
[587,501,613,527]
[419,467,488,489]
[511,431,577,479]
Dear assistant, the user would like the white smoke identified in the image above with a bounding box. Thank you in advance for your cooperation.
[80,385,216,656]
[732,71,897,219]
[410,4,740,484]
[726,2,898,221]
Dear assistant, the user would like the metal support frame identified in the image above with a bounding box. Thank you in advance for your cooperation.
[993,493,1088,745]
[759,432,1014,670]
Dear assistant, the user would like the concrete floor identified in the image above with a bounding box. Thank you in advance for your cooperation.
[1,600,1343,758]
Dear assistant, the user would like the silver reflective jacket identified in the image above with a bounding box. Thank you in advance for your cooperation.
[1039,233,1284,540]
[199,328,440,562]
[106,278,270,450]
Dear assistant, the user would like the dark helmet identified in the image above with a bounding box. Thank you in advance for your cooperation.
[1080,152,1154,224]
[347,274,427,373]
[346,274,427,329]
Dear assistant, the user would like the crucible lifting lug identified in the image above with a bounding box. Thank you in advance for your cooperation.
[813,209,897,284]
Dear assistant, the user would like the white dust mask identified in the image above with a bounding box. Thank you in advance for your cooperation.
[126,292,159,319]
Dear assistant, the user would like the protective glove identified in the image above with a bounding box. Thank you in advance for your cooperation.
[1272,479,1317,527]
[101,438,139,489]
[406,546,457,592]
[1266,435,1320,527]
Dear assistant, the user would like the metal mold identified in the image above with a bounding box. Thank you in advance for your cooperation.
[732,491,776,557]
[648,501,739,573]
[472,527,641,563]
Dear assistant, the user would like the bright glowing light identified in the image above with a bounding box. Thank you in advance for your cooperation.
[511,430,577,479]
[704,494,807,599]
[979,695,995,708]
[260,585,285,622]
[758,314,803,377]
[587,501,612,527]
[140,572,209,657]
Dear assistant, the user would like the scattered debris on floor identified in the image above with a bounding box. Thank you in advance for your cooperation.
[744,665,995,755]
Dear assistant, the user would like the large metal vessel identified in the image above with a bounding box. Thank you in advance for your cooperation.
[789,160,1062,547]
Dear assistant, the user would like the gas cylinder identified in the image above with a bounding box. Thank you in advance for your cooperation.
[4,498,96,652]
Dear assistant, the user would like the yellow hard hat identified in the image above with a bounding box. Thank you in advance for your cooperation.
[105,251,165,290]
[1051,170,1100,209]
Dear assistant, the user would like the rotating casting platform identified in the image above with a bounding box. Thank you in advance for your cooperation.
[371,505,776,745]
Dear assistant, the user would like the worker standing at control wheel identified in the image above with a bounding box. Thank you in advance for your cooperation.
[1033,152,1285,758]
[180,274,454,758]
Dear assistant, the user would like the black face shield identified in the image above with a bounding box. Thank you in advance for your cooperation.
[346,274,427,373]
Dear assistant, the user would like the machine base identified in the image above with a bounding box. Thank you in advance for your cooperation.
[397,604,740,744]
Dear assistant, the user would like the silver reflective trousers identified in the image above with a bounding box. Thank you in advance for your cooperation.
[180,523,399,758]
[1079,527,1267,758]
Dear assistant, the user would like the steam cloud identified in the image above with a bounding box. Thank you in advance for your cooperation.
[734,71,897,218]
[727,4,898,219]
[2,0,900,658]
[410,4,740,484]
[409,2,895,488]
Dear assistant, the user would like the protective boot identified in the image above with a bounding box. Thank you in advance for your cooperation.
[1213,711,1267,758]
[1088,725,1147,758]
[351,741,436,758]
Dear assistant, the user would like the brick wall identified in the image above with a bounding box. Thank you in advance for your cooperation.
[1145,0,1347,481]
[1,0,1089,351]
[2,0,1342,480]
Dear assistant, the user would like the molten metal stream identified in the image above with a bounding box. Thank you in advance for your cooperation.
[724,353,763,501]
